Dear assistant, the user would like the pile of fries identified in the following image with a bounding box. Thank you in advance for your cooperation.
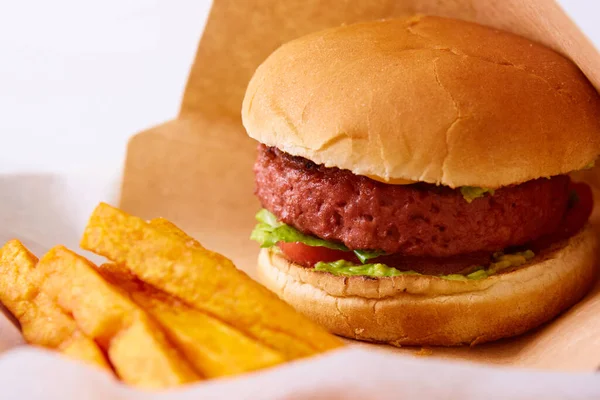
[0,203,343,389]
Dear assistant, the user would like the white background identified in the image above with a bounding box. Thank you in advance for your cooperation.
[0,1,597,179]
[0,1,211,179]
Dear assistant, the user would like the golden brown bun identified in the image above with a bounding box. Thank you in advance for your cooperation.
[257,225,599,346]
[242,16,600,188]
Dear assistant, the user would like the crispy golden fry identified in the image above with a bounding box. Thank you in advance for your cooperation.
[35,246,200,389]
[0,240,110,370]
[99,262,284,377]
[81,203,343,360]
[149,218,204,249]
[148,218,285,374]
[60,331,111,366]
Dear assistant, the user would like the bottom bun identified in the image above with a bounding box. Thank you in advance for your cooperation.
[257,225,599,346]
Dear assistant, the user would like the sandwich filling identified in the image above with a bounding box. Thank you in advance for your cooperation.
[252,145,593,278]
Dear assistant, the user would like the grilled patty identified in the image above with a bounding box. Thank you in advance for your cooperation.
[255,145,570,257]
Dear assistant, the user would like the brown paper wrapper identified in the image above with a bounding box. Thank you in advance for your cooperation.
[120,0,600,370]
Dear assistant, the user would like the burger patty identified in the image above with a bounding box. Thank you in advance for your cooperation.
[255,145,570,257]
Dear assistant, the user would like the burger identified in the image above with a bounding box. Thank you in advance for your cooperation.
[241,16,600,346]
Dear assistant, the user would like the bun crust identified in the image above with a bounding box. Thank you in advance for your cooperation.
[257,226,599,346]
[242,16,600,188]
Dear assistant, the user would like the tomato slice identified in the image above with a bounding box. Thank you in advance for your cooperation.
[277,242,358,267]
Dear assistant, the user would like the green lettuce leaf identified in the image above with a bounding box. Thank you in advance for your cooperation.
[251,209,347,250]
[250,209,385,261]
[313,250,535,280]
[314,260,418,277]
[353,249,387,263]
[460,186,495,203]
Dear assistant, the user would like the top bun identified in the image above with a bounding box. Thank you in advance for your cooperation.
[242,16,600,188]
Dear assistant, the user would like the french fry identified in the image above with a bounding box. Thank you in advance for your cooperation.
[35,246,200,389]
[99,262,284,377]
[148,217,286,374]
[0,240,110,370]
[81,203,344,360]
[149,218,204,249]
